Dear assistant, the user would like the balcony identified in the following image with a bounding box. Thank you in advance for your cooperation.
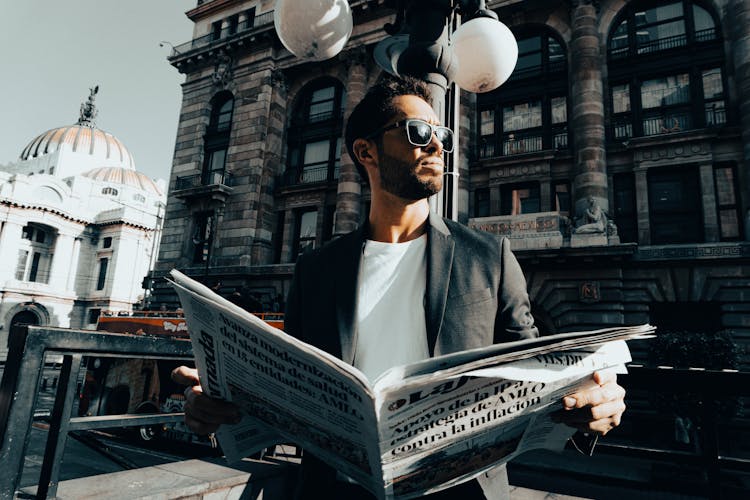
[276,164,340,190]
[173,173,233,207]
[169,11,274,60]
[478,128,568,160]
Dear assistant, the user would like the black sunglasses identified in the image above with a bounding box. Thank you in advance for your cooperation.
[367,119,454,153]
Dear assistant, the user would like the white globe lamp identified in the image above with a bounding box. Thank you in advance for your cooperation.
[274,0,353,61]
[451,17,518,93]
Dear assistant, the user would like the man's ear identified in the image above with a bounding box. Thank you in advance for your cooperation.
[353,138,377,167]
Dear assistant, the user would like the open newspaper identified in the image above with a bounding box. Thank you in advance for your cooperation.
[169,269,654,499]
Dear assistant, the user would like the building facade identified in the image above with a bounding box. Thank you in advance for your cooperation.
[153,0,749,364]
[0,88,166,352]
[149,0,750,492]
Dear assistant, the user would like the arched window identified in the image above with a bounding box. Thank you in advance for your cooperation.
[607,1,725,139]
[476,29,568,159]
[203,92,234,185]
[102,187,118,196]
[283,79,346,186]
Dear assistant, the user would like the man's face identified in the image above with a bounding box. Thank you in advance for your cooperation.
[375,95,445,201]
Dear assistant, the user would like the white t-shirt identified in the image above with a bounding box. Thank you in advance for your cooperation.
[354,234,430,382]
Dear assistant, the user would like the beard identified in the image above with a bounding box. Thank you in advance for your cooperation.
[377,150,443,201]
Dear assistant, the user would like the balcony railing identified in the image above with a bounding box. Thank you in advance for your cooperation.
[175,171,229,191]
[277,164,340,188]
[478,130,569,159]
[170,11,274,57]
[642,110,692,136]
[609,27,717,60]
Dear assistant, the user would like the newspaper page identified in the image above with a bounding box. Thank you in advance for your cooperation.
[170,269,653,499]
[170,271,385,492]
[373,341,632,498]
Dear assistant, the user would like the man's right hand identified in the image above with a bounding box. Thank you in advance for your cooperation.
[171,366,242,435]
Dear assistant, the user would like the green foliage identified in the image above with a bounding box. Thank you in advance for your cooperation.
[648,330,741,370]
[648,330,742,420]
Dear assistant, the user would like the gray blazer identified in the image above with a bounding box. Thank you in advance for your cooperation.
[285,211,538,498]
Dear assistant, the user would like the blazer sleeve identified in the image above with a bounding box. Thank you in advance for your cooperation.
[494,237,539,343]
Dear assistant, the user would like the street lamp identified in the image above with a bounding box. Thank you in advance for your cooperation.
[273,0,518,219]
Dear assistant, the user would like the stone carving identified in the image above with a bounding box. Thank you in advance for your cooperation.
[574,196,607,234]
[77,85,99,127]
[212,50,234,88]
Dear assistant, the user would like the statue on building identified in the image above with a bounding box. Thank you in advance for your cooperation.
[77,85,99,127]
[212,50,233,88]
[574,196,607,234]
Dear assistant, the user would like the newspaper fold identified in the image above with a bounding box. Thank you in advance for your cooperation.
[169,269,654,499]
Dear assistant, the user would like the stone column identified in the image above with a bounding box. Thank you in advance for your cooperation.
[0,220,23,282]
[252,69,289,264]
[570,0,609,218]
[728,0,750,239]
[48,233,75,290]
[67,238,82,291]
[699,163,719,242]
[634,168,650,245]
[334,47,367,237]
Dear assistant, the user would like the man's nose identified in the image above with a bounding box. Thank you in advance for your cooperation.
[423,130,444,154]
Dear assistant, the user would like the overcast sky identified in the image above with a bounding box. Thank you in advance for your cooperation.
[0,1,196,181]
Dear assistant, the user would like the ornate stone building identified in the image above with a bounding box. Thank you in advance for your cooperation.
[150,0,749,492]
[0,88,167,353]
[152,0,749,363]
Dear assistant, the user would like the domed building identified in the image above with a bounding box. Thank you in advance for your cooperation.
[0,87,167,353]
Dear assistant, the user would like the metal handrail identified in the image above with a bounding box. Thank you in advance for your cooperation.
[0,325,194,499]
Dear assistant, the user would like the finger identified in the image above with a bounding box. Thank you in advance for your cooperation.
[564,382,625,409]
[183,386,241,424]
[593,370,617,386]
[172,366,200,386]
[562,401,626,424]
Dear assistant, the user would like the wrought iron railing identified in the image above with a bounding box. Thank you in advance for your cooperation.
[170,11,274,57]
[277,164,340,188]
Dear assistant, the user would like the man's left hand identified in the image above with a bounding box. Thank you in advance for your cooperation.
[560,370,626,436]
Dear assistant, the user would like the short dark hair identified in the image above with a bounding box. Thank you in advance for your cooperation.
[344,75,431,183]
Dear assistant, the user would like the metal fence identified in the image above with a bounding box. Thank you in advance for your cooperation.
[0,325,194,499]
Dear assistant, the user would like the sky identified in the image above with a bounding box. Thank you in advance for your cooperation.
[0,1,196,181]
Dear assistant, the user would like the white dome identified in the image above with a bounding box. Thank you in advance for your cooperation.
[20,124,135,170]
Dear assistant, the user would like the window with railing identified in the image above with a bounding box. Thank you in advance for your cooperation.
[608,1,725,140]
[284,79,345,187]
[477,30,568,159]
[202,92,234,186]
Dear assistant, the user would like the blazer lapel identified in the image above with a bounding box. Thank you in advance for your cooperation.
[426,212,454,356]
[334,225,366,365]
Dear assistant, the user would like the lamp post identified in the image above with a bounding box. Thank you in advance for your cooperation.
[274,0,517,220]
